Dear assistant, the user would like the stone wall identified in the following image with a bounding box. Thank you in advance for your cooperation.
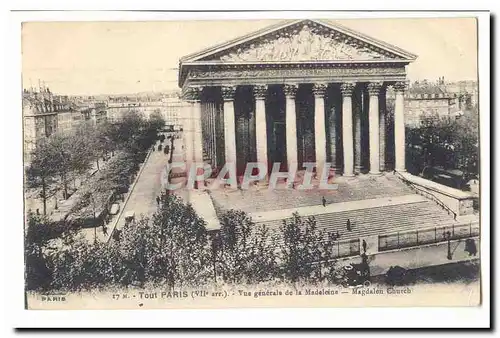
[399,173,475,216]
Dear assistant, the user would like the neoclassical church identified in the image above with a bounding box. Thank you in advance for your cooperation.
[178,19,417,176]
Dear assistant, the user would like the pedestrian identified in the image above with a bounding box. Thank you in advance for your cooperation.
[465,238,477,257]
[102,225,108,236]
[322,196,326,207]
[156,196,160,206]
[470,239,477,256]
[336,230,340,239]
[362,239,367,253]
[36,208,40,215]
[361,252,368,264]
[346,218,352,232]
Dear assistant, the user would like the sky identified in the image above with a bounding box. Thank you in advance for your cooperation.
[21,17,478,96]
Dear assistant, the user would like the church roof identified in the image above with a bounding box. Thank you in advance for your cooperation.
[179,19,417,87]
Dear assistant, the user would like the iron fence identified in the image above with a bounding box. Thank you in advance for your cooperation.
[378,222,480,251]
[332,238,360,258]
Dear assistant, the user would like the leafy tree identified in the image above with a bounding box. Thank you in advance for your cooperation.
[91,121,115,170]
[26,138,59,215]
[148,110,166,134]
[115,110,147,153]
[217,210,278,284]
[98,151,139,194]
[406,109,479,178]
[118,194,213,289]
[25,212,80,290]
[45,131,94,200]
[25,212,53,290]
[48,233,112,291]
[279,213,336,285]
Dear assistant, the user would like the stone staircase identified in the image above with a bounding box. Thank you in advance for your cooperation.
[256,199,461,241]
[209,173,414,214]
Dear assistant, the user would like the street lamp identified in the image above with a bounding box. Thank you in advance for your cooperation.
[445,230,452,260]
[87,193,98,244]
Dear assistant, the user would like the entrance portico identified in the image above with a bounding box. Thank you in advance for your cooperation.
[179,19,416,177]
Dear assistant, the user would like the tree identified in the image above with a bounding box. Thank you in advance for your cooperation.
[26,138,59,215]
[46,131,93,200]
[25,211,81,291]
[98,151,139,194]
[90,121,115,171]
[406,109,479,178]
[25,212,53,290]
[217,210,278,284]
[116,110,147,153]
[279,213,337,285]
[148,110,166,133]
[118,194,213,288]
[48,233,121,291]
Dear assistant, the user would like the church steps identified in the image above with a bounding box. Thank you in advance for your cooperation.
[256,200,461,242]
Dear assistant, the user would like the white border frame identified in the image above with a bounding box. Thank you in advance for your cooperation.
[3,9,491,329]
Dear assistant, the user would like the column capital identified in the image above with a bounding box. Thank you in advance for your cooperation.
[253,84,268,99]
[283,83,298,98]
[340,82,356,97]
[367,81,384,96]
[221,85,237,101]
[184,86,203,101]
[393,81,407,94]
[312,83,327,97]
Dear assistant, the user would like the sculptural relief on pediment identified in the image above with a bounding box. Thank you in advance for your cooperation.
[216,25,398,63]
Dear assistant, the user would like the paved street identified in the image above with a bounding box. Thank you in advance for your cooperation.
[80,140,172,242]
[341,237,480,276]
[170,137,190,203]
[113,142,172,230]
[25,157,109,218]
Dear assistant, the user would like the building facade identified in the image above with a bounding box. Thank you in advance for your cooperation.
[107,95,186,130]
[23,87,68,163]
[395,83,454,127]
[178,19,417,175]
[23,86,108,164]
[387,79,477,127]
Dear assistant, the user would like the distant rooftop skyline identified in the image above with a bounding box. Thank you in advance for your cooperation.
[22,18,478,96]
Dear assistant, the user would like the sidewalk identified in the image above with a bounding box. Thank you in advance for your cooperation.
[170,137,190,203]
[339,237,480,276]
[113,143,171,233]
[80,142,171,243]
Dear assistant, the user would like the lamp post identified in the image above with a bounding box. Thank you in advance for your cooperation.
[445,230,452,260]
[89,193,97,244]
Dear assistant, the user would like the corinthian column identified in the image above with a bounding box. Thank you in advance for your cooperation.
[313,83,327,175]
[368,81,382,174]
[354,87,362,173]
[341,82,356,177]
[222,85,237,169]
[379,86,387,171]
[190,86,204,164]
[182,90,194,165]
[253,84,268,172]
[284,84,298,171]
[394,82,406,172]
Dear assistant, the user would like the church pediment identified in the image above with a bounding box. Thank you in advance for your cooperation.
[182,20,417,64]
